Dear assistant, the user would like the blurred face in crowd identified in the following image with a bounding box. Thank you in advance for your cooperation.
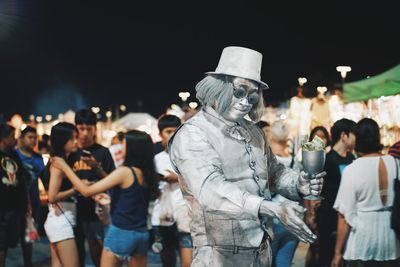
[20,132,38,152]
[2,130,17,150]
[111,135,121,145]
[343,132,356,151]
[297,87,304,97]
[76,124,96,148]
[160,127,178,150]
[222,77,259,122]
[64,131,78,154]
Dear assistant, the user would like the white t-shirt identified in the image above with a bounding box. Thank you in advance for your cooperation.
[108,144,124,168]
[151,151,190,232]
[334,155,400,261]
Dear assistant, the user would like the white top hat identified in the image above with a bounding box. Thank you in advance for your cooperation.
[206,46,269,89]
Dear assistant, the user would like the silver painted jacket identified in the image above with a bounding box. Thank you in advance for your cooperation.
[169,107,301,248]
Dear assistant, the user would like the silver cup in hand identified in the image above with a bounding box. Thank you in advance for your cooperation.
[302,150,325,200]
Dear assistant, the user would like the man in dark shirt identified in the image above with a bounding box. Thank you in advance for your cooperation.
[315,118,356,267]
[72,109,115,267]
[0,123,28,267]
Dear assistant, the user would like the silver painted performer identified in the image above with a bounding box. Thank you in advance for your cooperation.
[169,46,325,267]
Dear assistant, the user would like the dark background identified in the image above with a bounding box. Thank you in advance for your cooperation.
[1,0,399,120]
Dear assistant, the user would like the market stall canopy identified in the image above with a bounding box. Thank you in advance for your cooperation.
[344,64,400,103]
[112,112,157,130]
[61,110,76,123]
[112,112,160,143]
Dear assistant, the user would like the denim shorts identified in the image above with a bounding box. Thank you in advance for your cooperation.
[104,224,149,260]
[178,232,193,248]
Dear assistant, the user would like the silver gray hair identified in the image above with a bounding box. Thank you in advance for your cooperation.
[195,75,265,122]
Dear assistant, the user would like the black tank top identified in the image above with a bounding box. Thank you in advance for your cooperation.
[41,162,74,202]
[110,167,149,231]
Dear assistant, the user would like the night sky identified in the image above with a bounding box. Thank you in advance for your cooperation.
[1,0,399,120]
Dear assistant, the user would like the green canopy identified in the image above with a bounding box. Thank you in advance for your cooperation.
[343,64,400,103]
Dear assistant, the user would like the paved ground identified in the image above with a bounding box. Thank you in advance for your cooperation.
[6,238,309,267]
[6,237,175,267]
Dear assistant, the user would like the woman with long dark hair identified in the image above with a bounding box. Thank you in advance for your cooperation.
[44,122,79,267]
[332,118,400,267]
[51,129,159,267]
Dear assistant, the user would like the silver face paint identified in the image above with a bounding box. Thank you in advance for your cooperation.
[222,77,259,122]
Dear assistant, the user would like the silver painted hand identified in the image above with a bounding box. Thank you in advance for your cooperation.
[259,200,316,243]
[297,171,326,196]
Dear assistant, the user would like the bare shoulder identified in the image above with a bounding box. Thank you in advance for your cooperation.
[114,166,132,176]
[114,165,144,184]
[113,166,135,182]
[112,166,135,188]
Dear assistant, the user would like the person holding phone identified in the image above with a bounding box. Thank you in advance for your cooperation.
[81,150,92,158]
[71,109,116,267]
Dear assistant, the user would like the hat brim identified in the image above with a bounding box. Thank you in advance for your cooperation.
[206,71,269,90]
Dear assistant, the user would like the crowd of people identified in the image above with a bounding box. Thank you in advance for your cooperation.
[0,109,193,267]
[1,46,400,267]
[255,118,400,267]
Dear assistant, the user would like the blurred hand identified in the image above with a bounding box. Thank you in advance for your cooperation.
[81,156,100,169]
[92,193,111,205]
[297,171,326,197]
[51,157,69,171]
[164,170,179,183]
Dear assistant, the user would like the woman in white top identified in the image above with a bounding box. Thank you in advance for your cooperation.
[332,118,400,267]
